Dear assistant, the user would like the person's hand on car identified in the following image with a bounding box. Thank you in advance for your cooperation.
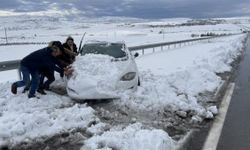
[64,66,74,76]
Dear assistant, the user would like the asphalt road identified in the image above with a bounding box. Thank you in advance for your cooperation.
[217,35,250,150]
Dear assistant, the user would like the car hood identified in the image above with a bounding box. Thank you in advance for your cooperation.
[67,54,130,95]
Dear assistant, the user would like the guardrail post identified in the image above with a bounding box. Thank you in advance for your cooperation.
[142,49,144,55]
[17,68,21,80]
[153,48,155,53]
[161,46,163,51]
[4,28,8,44]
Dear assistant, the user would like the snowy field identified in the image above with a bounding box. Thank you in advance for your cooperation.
[0,16,249,149]
[0,16,249,47]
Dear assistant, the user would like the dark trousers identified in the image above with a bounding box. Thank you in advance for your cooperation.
[39,71,55,90]
[15,65,39,96]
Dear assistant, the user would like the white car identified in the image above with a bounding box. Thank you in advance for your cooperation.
[66,41,140,100]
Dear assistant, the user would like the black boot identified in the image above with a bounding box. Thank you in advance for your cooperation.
[37,88,47,95]
[11,83,17,94]
[22,87,29,93]
[44,86,52,91]
[28,94,40,99]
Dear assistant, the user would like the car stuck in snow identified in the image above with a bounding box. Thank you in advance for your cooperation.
[66,41,140,100]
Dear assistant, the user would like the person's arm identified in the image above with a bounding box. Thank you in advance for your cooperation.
[63,47,77,56]
[48,59,64,77]
[54,65,64,77]
[53,57,66,68]
[49,57,65,77]
[53,65,62,73]
[63,48,77,63]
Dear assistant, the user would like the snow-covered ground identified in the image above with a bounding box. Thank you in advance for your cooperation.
[83,123,176,150]
[0,83,98,147]
[0,16,249,149]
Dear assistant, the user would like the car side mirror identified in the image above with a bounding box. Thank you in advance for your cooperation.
[134,52,139,58]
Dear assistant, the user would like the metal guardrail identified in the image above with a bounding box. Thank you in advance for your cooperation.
[128,36,214,54]
[0,42,48,46]
[0,35,235,72]
[0,60,20,72]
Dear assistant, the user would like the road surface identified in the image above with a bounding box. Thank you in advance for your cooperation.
[217,34,250,150]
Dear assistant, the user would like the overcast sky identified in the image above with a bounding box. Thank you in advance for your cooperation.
[0,0,250,18]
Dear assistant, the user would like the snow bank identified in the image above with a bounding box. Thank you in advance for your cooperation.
[82,123,176,150]
[117,34,247,119]
[0,82,97,147]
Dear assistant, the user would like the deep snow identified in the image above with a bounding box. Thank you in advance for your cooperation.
[117,34,246,120]
[0,82,98,147]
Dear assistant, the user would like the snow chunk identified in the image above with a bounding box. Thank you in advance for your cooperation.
[191,116,203,124]
[204,111,214,119]
[82,123,176,150]
[86,122,110,136]
[207,106,218,115]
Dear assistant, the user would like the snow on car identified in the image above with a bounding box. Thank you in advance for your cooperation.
[66,41,140,100]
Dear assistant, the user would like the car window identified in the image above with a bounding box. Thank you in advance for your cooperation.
[81,43,127,58]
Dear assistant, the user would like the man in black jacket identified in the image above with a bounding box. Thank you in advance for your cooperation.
[11,41,63,98]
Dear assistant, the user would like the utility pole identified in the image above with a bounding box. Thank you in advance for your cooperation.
[162,29,165,40]
[114,31,116,41]
[4,28,8,44]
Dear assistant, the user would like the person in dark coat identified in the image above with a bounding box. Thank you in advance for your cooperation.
[11,41,63,98]
[36,41,66,95]
[62,36,78,63]
[63,36,77,53]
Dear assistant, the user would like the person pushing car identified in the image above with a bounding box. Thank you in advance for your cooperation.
[11,41,64,98]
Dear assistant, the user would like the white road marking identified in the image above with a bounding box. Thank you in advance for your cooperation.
[202,83,235,150]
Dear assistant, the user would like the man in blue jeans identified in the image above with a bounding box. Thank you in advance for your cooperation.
[11,41,64,98]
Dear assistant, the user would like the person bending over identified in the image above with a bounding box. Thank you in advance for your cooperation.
[11,41,63,98]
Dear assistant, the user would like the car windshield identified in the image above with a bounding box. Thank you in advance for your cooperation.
[80,43,127,58]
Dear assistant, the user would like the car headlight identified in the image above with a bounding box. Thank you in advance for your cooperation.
[121,72,136,81]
